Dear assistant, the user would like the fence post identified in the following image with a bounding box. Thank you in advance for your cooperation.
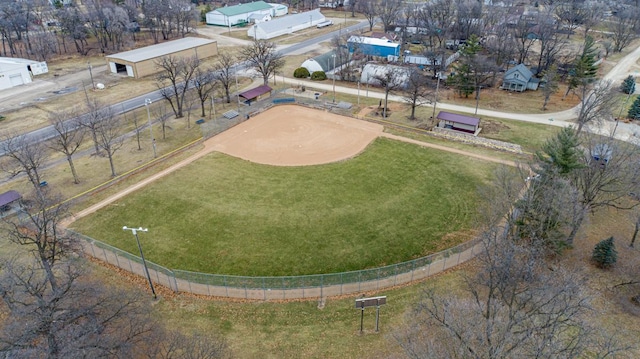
[172,271,178,292]
[411,260,415,281]
[442,252,447,271]
[224,276,228,297]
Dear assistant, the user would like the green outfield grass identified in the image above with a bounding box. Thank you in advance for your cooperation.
[71,138,497,276]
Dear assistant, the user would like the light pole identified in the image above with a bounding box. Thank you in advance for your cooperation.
[144,98,157,158]
[122,226,157,299]
[88,62,95,90]
[332,54,336,103]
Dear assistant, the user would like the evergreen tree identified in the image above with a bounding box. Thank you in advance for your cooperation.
[565,36,599,97]
[450,35,482,98]
[592,236,617,268]
[628,95,640,120]
[621,75,636,94]
[536,126,585,175]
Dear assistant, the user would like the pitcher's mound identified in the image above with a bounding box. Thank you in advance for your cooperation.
[208,105,384,166]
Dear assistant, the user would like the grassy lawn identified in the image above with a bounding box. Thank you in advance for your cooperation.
[70,137,497,276]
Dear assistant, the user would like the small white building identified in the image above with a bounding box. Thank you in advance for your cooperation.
[206,1,287,27]
[248,9,325,40]
[0,57,48,91]
[360,63,410,89]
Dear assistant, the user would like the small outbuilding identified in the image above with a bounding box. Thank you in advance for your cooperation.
[248,9,324,40]
[347,36,400,58]
[360,64,410,88]
[501,63,539,92]
[300,50,348,74]
[105,38,218,79]
[239,85,272,104]
[0,190,21,212]
[436,111,481,135]
[0,57,48,91]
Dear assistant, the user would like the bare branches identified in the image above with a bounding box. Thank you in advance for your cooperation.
[49,108,85,184]
[156,55,200,119]
[574,80,617,134]
[0,133,49,192]
[240,39,284,86]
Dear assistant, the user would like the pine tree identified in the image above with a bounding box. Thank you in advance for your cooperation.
[621,75,636,94]
[628,95,640,120]
[565,36,599,97]
[537,126,584,175]
[592,236,617,268]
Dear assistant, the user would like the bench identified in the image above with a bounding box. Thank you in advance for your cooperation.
[195,119,205,125]
[272,97,295,104]
[223,110,239,119]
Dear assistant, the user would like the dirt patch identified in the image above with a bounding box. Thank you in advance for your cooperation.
[479,119,511,135]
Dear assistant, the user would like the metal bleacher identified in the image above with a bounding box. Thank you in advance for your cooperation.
[223,110,239,119]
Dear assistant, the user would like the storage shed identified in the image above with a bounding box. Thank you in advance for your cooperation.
[239,84,272,104]
[360,64,410,89]
[0,57,48,91]
[300,50,346,74]
[348,36,400,58]
[436,111,481,135]
[248,9,324,40]
[206,1,287,27]
[105,38,218,79]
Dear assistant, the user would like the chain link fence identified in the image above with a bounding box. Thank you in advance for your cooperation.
[71,229,481,300]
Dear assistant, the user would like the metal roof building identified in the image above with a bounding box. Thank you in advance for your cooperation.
[0,57,48,90]
[436,111,481,134]
[104,38,218,79]
[206,1,288,27]
[348,36,400,58]
[248,9,324,40]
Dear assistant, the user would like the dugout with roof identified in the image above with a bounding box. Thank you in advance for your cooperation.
[239,85,272,104]
[105,38,218,79]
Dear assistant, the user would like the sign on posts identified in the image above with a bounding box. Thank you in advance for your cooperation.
[355,296,387,333]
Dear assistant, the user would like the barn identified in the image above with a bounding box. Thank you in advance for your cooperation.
[248,9,324,40]
[436,111,481,135]
[347,36,400,58]
[105,38,218,79]
[206,1,288,27]
[0,57,48,91]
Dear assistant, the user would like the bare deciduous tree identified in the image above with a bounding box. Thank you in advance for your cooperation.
[156,55,200,119]
[0,133,49,192]
[574,80,617,133]
[94,109,124,177]
[212,53,236,104]
[240,39,284,86]
[403,70,433,121]
[49,108,84,184]
[608,9,640,53]
[192,66,217,117]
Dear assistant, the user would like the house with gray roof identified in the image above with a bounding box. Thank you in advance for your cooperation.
[248,9,324,40]
[501,63,539,92]
[206,1,288,27]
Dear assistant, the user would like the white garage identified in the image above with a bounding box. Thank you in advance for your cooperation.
[0,57,48,91]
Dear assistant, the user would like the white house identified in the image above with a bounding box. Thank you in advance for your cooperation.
[206,1,288,27]
[0,57,48,91]
[248,9,325,40]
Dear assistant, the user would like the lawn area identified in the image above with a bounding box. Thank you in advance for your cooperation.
[70,137,497,276]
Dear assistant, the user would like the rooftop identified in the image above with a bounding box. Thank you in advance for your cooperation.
[347,36,400,48]
[240,85,272,100]
[215,1,272,16]
[436,111,480,126]
[106,37,216,63]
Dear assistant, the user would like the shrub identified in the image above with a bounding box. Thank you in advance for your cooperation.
[621,75,636,94]
[293,67,310,78]
[592,236,617,268]
[311,71,327,81]
[628,95,640,120]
